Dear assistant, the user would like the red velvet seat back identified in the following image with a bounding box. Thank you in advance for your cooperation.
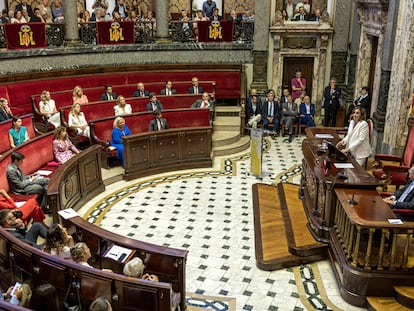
[403,126,414,166]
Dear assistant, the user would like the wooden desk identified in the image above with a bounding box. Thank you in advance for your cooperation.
[300,138,380,242]
[329,188,414,306]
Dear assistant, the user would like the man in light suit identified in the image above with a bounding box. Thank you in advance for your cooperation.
[160,81,177,96]
[6,152,50,212]
[188,77,204,95]
[100,85,117,101]
[148,110,169,131]
[383,165,414,211]
[146,93,164,111]
[281,95,298,142]
[133,82,150,97]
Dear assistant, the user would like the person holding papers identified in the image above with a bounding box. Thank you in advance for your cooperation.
[335,107,371,167]
[383,165,414,210]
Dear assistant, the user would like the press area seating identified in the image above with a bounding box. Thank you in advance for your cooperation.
[0,132,187,311]
[0,114,37,157]
[90,109,212,169]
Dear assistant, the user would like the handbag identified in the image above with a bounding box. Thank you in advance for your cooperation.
[63,280,84,311]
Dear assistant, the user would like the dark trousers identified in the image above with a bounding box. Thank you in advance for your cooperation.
[324,104,338,127]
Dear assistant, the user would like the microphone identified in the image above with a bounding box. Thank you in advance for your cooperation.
[348,193,358,205]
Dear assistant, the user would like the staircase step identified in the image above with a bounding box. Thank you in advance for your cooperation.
[395,286,414,309]
[213,136,250,156]
[213,116,241,131]
[212,130,241,147]
[367,296,414,311]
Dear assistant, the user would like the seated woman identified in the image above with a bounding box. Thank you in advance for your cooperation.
[39,90,61,128]
[68,103,90,138]
[114,95,132,116]
[71,242,92,267]
[71,242,112,272]
[52,126,80,164]
[9,116,30,148]
[44,224,74,259]
[123,257,159,281]
[0,189,45,224]
[110,117,131,166]
[73,85,88,105]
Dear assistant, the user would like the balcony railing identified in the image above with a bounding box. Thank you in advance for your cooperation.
[0,20,253,49]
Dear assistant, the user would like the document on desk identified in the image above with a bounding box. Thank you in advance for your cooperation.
[104,245,134,263]
[333,163,354,169]
[36,170,53,176]
[388,219,403,224]
[315,134,334,139]
[58,208,79,219]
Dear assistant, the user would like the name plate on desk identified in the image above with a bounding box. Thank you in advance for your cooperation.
[103,244,135,263]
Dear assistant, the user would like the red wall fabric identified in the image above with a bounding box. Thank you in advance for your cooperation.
[4,23,46,50]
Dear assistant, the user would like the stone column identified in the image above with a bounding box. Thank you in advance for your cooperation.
[348,3,361,90]
[154,0,170,41]
[63,0,80,45]
[372,0,399,153]
[250,0,271,92]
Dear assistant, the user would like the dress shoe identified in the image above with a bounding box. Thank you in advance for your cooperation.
[288,134,293,143]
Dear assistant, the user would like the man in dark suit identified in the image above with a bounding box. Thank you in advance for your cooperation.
[309,8,322,22]
[6,152,50,211]
[192,92,214,121]
[133,82,150,97]
[15,0,33,18]
[188,77,204,95]
[211,8,222,21]
[0,209,47,249]
[262,90,281,135]
[148,110,168,131]
[160,81,177,96]
[245,95,262,128]
[353,86,371,117]
[323,78,341,127]
[384,165,414,210]
[279,88,291,105]
[146,93,164,111]
[100,85,117,101]
[293,6,308,21]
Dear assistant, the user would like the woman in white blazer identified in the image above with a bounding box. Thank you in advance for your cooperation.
[336,107,371,167]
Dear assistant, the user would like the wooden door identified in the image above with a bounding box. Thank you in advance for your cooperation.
[282,57,314,99]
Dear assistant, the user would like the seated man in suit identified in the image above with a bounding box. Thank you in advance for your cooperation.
[211,8,222,21]
[262,90,280,136]
[293,6,308,21]
[0,209,47,249]
[148,110,168,131]
[6,151,50,212]
[246,89,262,107]
[245,95,262,128]
[299,95,315,127]
[146,93,164,111]
[281,95,299,142]
[0,98,13,122]
[188,77,204,95]
[133,82,150,97]
[192,92,215,121]
[160,81,177,96]
[100,84,117,101]
[383,165,414,210]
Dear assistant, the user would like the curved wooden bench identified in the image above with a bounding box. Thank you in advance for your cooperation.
[0,133,187,310]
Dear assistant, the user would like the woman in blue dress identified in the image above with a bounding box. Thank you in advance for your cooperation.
[8,116,30,148]
[110,116,131,166]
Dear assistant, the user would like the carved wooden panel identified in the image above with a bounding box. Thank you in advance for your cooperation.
[59,167,81,208]
[39,258,67,290]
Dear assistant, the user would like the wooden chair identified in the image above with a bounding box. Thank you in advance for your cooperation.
[373,121,414,190]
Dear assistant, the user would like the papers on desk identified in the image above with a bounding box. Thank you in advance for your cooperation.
[333,163,354,169]
[58,208,79,219]
[315,134,334,139]
[103,244,134,263]
[36,170,53,176]
[388,219,403,225]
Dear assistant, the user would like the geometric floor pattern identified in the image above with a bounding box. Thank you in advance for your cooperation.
[80,134,367,311]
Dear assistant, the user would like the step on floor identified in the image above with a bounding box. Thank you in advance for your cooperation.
[213,135,250,156]
[367,296,414,311]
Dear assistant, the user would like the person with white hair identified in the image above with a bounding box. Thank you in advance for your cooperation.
[123,257,159,281]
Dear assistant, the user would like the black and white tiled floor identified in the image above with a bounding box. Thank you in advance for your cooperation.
[79,135,366,311]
